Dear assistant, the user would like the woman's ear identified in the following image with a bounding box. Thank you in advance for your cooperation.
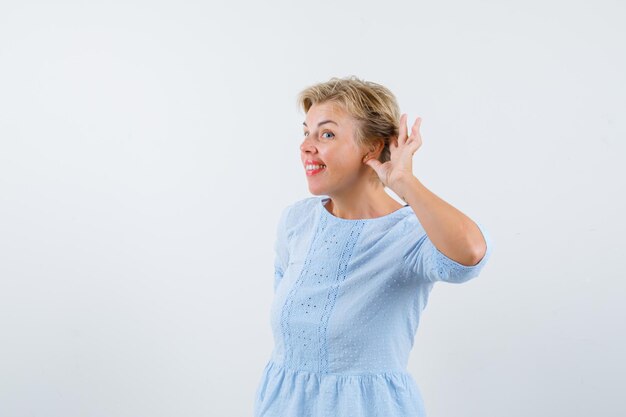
[362,140,385,162]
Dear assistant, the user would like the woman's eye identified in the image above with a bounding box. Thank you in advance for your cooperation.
[322,132,335,139]
[303,132,309,137]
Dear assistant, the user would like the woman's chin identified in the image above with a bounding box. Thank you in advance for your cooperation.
[306,183,328,196]
[307,188,325,196]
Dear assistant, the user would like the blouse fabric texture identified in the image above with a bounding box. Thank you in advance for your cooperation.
[254,196,493,417]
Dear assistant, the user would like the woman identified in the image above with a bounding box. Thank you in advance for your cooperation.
[253,76,492,417]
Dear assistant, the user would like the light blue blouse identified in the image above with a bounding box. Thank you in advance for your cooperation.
[254,196,493,417]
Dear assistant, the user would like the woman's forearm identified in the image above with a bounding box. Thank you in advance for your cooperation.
[392,174,487,266]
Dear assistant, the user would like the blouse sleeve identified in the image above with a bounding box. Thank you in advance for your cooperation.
[273,205,291,293]
[404,220,493,284]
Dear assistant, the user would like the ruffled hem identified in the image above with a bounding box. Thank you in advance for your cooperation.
[254,360,426,417]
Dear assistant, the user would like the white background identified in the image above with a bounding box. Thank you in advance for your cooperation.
[1,1,624,416]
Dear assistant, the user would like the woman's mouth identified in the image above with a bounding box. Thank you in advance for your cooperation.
[305,163,326,176]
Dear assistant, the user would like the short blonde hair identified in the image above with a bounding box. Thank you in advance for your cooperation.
[297,76,400,164]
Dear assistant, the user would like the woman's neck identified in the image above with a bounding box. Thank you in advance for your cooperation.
[324,186,404,220]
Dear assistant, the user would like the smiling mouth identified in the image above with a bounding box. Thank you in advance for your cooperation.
[305,164,326,175]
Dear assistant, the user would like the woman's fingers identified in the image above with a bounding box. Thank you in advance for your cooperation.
[399,114,426,145]
[409,117,422,142]
[398,114,408,145]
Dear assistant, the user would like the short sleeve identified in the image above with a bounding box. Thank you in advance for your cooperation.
[404,220,493,284]
[273,205,291,292]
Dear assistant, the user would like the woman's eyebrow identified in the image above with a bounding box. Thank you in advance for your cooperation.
[302,120,339,127]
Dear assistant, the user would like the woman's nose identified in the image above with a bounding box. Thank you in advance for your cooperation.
[300,137,316,153]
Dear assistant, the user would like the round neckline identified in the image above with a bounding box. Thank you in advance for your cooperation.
[319,197,410,222]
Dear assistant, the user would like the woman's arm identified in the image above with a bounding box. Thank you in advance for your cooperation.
[364,114,488,267]
[398,175,492,284]
[393,174,487,267]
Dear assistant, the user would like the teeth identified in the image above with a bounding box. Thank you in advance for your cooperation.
[306,164,326,170]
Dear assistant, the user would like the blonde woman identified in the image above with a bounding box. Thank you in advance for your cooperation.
[254,76,493,417]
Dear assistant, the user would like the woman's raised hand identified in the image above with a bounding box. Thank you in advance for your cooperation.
[364,114,422,190]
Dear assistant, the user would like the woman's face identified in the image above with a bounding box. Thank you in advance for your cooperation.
[300,101,368,196]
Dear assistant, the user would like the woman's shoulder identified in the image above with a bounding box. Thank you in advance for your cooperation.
[283,196,320,213]
[277,196,320,225]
